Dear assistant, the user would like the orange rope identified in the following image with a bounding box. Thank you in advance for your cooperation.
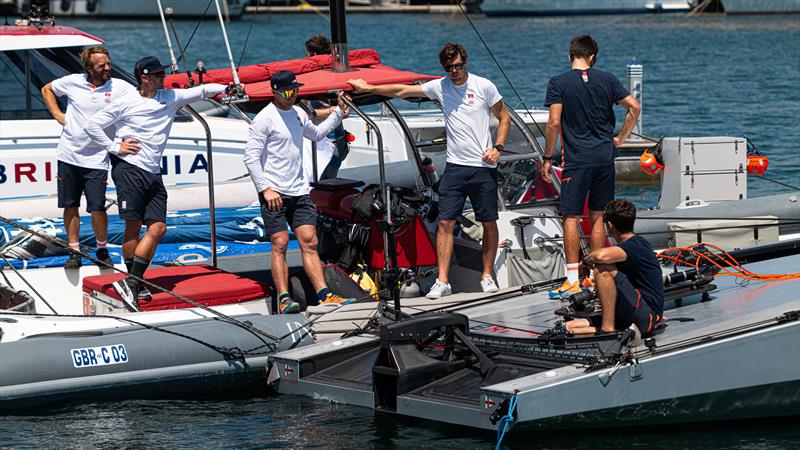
[657,243,800,281]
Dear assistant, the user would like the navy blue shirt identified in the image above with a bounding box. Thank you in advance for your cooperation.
[617,234,664,316]
[544,68,629,168]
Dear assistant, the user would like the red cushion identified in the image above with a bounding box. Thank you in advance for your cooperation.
[82,265,270,311]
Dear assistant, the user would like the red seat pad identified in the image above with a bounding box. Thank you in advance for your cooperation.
[82,265,270,311]
[368,215,437,270]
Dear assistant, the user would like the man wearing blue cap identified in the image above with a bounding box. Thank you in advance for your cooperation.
[85,56,240,309]
[244,70,351,314]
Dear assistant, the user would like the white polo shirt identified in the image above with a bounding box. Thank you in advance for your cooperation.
[421,74,503,168]
[244,103,344,197]
[50,74,137,170]
[84,84,227,174]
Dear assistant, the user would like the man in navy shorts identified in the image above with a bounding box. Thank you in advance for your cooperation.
[565,200,664,337]
[41,46,136,269]
[244,71,353,314]
[540,35,640,298]
[348,42,511,299]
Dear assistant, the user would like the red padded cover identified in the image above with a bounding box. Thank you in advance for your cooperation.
[368,215,437,270]
[82,265,269,311]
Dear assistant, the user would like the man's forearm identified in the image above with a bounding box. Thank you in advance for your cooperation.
[617,106,640,143]
[495,113,510,147]
[544,124,560,158]
[41,84,64,122]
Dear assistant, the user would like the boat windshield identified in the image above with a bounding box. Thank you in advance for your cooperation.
[0,46,190,122]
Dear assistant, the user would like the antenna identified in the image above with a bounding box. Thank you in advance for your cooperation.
[213,0,248,104]
[156,0,179,72]
[164,6,196,87]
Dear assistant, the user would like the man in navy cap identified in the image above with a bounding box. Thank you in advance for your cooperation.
[85,56,240,309]
[243,70,352,314]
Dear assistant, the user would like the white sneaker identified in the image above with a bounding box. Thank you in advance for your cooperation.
[426,279,452,299]
[481,275,499,293]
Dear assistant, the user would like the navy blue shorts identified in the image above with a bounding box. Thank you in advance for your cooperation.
[559,164,615,216]
[258,192,318,236]
[437,163,499,222]
[110,156,168,223]
[613,272,661,336]
[57,160,108,213]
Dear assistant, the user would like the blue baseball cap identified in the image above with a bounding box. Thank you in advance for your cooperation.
[134,56,170,81]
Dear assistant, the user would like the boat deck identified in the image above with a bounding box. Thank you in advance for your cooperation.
[274,251,800,431]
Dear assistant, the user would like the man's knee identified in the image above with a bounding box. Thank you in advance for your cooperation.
[271,234,290,254]
[146,221,167,239]
[299,235,318,253]
[593,264,617,278]
[438,219,455,233]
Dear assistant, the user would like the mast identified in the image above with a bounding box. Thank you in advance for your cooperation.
[329,0,349,72]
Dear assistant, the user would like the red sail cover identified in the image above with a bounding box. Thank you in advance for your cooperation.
[164,49,438,101]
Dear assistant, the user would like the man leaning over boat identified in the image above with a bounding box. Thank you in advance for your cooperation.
[41,46,137,270]
[243,70,354,314]
[84,56,237,309]
[565,200,664,337]
[347,42,511,299]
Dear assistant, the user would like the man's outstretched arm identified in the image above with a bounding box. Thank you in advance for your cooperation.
[347,79,425,99]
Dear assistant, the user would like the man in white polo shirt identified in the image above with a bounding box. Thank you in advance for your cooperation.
[348,42,510,299]
[85,56,233,309]
[41,46,136,269]
[244,70,353,314]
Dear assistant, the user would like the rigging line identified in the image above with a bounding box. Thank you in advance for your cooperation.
[752,174,800,191]
[237,0,261,69]
[513,214,800,222]
[456,3,546,139]
[629,131,661,144]
[402,303,545,335]
[177,0,214,63]
[0,253,59,314]
[0,215,281,344]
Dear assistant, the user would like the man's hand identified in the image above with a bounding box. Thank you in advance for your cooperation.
[540,160,553,184]
[262,187,282,212]
[225,82,246,98]
[53,112,66,126]
[118,138,141,156]
[337,92,350,118]
[346,79,371,94]
[482,146,501,165]
[613,135,622,148]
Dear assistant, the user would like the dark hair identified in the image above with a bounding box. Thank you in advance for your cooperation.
[569,35,598,61]
[305,34,331,56]
[80,46,109,71]
[439,43,467,68]
[603,200,636,234]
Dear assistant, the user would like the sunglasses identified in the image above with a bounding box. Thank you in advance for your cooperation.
[444,63,465,72]
[277,88,299,98]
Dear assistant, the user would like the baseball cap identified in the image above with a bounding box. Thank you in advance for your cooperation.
[134,56,170,81]
[271,70,303,91]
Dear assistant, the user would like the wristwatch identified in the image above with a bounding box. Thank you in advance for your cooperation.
[493,144,505,152]
[542,155,553,162]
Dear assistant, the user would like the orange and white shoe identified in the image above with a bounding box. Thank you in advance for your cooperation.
[320,293,355,305]
[548,280,582,299]
[581,277,595,290]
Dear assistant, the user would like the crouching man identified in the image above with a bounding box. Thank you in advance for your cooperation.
[565,200,664,337]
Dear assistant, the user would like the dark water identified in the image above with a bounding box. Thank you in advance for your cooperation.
[2,12,799,448]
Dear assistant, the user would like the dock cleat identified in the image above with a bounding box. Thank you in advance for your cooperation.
[279,297,300,314]
[548,280,582,300]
